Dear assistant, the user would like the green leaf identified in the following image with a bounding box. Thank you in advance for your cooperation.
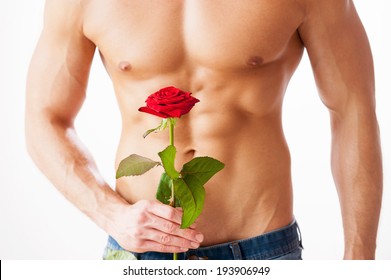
[180,157,225,185]
[156,172,172,205]
[173,178,197,228]
[158,145,180,179]
[116,154,160,179]
[143,119,169,138]
[104,249,138,260]
[181,174,205,228]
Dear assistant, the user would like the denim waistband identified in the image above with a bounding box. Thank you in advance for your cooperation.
[105,219,303,260]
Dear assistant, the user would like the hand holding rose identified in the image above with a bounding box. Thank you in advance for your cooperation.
[110,200,204,254]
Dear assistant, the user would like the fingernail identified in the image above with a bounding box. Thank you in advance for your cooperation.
[195,234,204,242]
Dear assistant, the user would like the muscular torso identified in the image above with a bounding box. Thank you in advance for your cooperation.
[83,0,305,245]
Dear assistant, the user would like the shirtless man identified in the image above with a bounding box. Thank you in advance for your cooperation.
[25,0,382,260]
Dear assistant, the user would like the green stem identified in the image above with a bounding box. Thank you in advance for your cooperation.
[169,179,175,207]
[169,118,175,146]
[168,118,178,261]
[168,118,176,208]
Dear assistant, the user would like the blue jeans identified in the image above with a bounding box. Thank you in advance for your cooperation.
[103,219,303,260]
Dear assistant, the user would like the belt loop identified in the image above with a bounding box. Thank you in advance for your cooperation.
[295,220,304,249]
[229,242,243,260]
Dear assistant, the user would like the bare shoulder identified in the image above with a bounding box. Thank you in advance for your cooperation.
[297,0,365,47]
[297,0,354,19]
[38,0,95,63]
[43,0,87,34]
[296,0,367,50]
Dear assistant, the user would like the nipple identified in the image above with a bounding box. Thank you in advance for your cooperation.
[118,61,132,71]
[246,56,264,67]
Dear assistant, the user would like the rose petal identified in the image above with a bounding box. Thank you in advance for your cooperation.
[138,107,170,118]
[165,109,183,118]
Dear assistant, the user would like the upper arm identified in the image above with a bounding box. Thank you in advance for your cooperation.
[26,0,96,126]
[298,0,375,116]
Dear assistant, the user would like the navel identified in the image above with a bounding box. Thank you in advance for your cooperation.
[118,60,132,71]
[246,56,264,68]
[184,148,196,159]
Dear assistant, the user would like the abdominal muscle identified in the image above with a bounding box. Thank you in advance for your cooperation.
[114,76,294,246]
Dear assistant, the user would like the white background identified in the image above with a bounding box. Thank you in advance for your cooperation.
[0,0,390,259]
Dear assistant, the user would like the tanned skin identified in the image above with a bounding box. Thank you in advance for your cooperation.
[26,0,382,259]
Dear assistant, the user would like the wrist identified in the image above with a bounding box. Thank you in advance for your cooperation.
[85,184,130,235]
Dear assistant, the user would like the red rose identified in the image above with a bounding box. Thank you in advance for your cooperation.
[139,86,200,118]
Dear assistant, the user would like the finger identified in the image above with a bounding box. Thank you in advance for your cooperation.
[149,202,183,224]
[165,208,197,229]
[175,209,197,229]
[189,223,197,229]
[150,203,197,229]
[149,202,199,230]
[146,215,204,244]
[174,207,196,228]
[143,229,201,250]
[140,240,190,253]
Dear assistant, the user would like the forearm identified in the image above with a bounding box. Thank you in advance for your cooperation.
[330,110,383,259]
[26,115,128,235]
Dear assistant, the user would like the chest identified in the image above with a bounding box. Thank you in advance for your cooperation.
[83,0,304,74]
